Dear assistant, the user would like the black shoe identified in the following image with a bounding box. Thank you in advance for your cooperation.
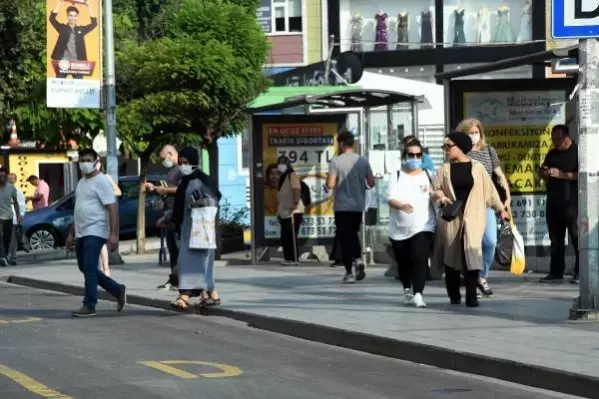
[450,298,462,305]
[355,261,366,281]
[72,305,96,317]
[466,298,479,308]
[540,274,564,283]
[9,260,16,266]
[477,278,493,296]
[117,284,127,312]
[0,258,7,267]
[571,273,580,284]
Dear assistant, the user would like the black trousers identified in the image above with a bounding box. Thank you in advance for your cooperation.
[166,229,179,286]
[280,214,303,261]
[0,219,13,259]
[334,211,363,274]
[547,204,579,277]
[390,232,433,294]
[444,236,479,302]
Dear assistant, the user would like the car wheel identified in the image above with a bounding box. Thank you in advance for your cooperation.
[28,227,58,251]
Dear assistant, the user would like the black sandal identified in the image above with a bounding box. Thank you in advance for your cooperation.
[207,290,221,306]
[170,295,190,311]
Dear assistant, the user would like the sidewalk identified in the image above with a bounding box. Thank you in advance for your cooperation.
[1,256,598,398]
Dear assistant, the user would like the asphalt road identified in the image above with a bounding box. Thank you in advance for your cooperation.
[0,283,583,399]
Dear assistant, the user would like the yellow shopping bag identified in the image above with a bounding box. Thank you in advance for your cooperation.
[510,221,526,275]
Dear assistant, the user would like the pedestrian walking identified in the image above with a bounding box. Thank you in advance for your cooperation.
[537,124,579,284]
[326,131,375,284]
[432,133,509,307]
[95,162,121,277]
[26,175,50,210]
[8,173,26,265]
[388,139,436,307]
[167,147,222,310]
[402,135,436,173]
[276,155,304,266]
[456,118,511,296]
[146,145,181,290]
[0,168,23,267]
[65,148,126,317]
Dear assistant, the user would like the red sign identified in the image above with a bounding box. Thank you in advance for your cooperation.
[51,60,96,77]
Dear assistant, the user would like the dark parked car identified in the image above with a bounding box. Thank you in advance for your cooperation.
[22,175,167,251]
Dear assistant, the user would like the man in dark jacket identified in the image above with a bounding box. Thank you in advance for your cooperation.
[49,0,98,79]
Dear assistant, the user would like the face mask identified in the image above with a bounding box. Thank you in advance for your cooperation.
[179,164,194,175]
[277,164,287,173]
[404,159,422,170]
[470,133,480,146]
[162,159,174,168]
[79,162,96,175]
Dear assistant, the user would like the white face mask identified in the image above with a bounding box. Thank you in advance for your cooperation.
[470,133,480,146]
[179,164,194,175]
[277,164,287,173]
[162,159,174,168]
[79,162,96,175]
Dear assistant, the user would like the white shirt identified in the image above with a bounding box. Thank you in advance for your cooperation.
[12,189,26,224]
[74,173,116,239]
[387,169,436,241]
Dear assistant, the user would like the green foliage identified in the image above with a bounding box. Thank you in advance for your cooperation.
[218,200,249,235]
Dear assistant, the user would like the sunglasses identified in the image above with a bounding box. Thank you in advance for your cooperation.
[406,152,422,159]
[442,144,456,150]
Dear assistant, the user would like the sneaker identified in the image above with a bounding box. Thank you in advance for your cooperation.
[571,273,580,284]
[540,274,564,283]
[466,298,480,308]
[72,305,96,317]
[412,293,427,308]
[0,258,7,267]
[403,288,414,305]
[450,298,461,305]
[354,260,366,281]
[477,278,493,296]
[157,281,173,290]
[117,284,127,312]
[342,274,356,284]
[281,260,297,266]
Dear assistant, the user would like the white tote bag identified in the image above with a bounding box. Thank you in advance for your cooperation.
[189,206,218,249]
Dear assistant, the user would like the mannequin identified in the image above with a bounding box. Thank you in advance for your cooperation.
[453,1,466,45]
[418,5,434,47]
[350,12,364,52]
[476,5,491,43]
[516,0,532,42]
[396,9,409,49]
[493,3,514,42]
[374,9,388,51]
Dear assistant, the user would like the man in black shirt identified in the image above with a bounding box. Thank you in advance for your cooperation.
[538,124,579,283]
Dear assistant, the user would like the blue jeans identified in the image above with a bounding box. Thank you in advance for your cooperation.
[481,208,498,278]
[75,236,122,309]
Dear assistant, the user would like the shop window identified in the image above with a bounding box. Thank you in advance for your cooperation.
[273,0,302,33]
[443,0,532,47]
[238,128,250,175]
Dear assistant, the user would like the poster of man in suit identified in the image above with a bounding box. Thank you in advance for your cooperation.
[46,0,101,109]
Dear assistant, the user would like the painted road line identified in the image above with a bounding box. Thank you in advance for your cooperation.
[0,317,43,324]
[0,364,73,399]
[138,360,243,379]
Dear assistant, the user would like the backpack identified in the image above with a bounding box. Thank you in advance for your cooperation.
[300,180,311,206]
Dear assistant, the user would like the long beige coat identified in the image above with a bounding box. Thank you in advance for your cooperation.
[432,161,504,271]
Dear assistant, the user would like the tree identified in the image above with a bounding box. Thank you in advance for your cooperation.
[116,0,269,253]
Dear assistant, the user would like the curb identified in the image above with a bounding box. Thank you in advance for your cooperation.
[5,275,599,399]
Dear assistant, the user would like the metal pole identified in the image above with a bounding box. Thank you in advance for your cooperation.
[249,115,257,265]
[412,101,419,139]
[104,0,122,264]
[361,108,369,264]
[570,38,599,320]
[443,79,452,135]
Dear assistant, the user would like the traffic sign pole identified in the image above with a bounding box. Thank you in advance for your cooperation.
[570,38,599,320]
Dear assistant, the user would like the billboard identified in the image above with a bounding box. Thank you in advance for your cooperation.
[46,0,102,108]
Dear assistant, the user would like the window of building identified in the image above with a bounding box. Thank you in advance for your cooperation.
[273,0,302,33]
[238,128,250,175]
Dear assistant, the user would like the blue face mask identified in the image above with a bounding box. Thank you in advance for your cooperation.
[404,159,422,170]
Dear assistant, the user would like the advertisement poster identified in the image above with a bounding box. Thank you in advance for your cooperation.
[464,90,567,246]
[263,123,337,239]
[46,0,102,108]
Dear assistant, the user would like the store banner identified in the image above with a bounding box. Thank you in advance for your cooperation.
[262,123,337,239]
[46,0,102,108]
[464,90,567,247]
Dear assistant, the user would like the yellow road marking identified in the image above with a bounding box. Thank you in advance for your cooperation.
[0,364,73,399]
[138,360,243,379]
[0,317,42,324]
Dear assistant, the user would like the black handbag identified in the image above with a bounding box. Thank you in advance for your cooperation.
[488,147,507,203]
[441,200,463,222]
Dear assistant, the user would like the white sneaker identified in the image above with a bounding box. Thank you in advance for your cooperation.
[343,274,356,284]
[281,260,297,266]
[404,288,413,305]
[412,293,427,308]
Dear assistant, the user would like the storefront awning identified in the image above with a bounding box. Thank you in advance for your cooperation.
[246,87,424,114]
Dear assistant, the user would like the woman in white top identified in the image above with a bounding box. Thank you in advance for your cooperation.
[387,139,436,308]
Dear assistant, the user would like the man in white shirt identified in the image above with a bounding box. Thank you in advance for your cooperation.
[8,173,26,265]
[65,148,126,317]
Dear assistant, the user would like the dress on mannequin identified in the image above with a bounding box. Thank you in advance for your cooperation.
[396,13,409,49]
[350,15,364,52]
[516,6,531,42]
[420,9,433,47]
[476,7,491,43]
[375,12,389,51]
[453,8,466,45]
[493,8,514,42]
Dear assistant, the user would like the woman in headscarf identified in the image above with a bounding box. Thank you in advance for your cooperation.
[432,132,509,308]
[168,147,222,311]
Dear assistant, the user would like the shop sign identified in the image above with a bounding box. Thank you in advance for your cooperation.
[256,0,272,34]
[271,52,363,87]
[463,90,567,246]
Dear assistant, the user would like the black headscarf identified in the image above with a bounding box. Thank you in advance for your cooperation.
[171,147,222,226]
[447,132,473,155]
